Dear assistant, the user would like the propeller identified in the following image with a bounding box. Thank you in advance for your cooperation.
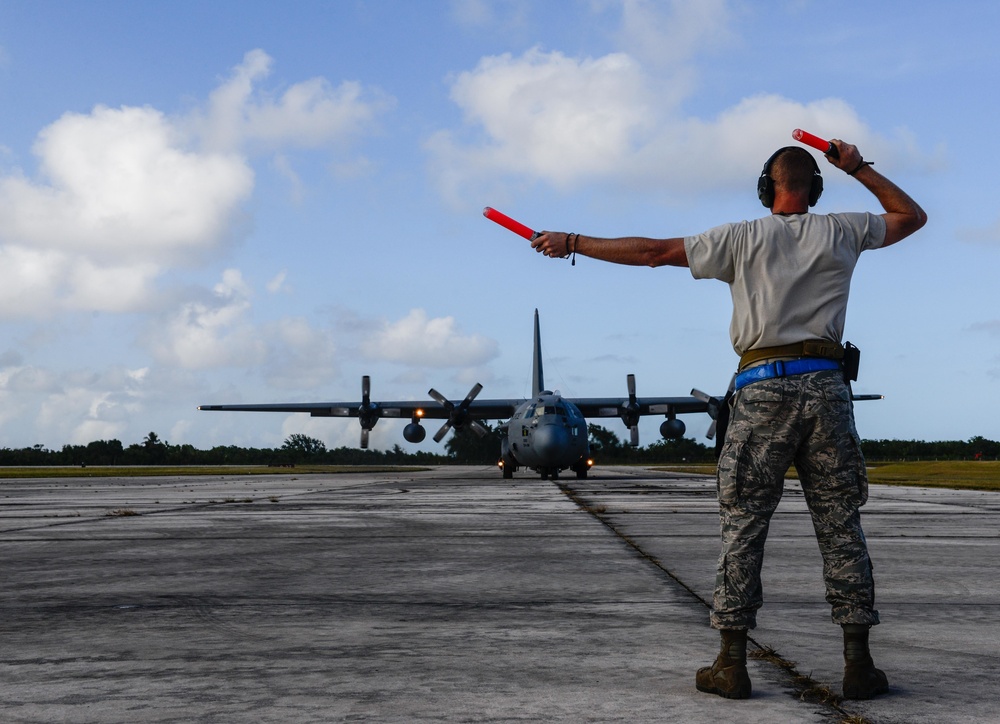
[428,383,488,442]
[357,375,380,449]
[620,373,641,447]
[691,374,735,440]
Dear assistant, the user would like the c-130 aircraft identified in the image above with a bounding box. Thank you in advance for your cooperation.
[199,310,724,479]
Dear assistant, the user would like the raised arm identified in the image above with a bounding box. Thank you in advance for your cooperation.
[826,139,928,247]
[530,231,689,268]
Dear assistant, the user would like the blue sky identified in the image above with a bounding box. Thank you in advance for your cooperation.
[0,0,996,452]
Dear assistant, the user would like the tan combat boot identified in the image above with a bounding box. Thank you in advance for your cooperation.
[842,624,889,699]
[695,628,752,699]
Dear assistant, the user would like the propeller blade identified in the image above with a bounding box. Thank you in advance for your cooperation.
[691,388,724,419]
[694,375,735,441]
[469,420,490,438]
[428,383,485,442]
[358,375,379,446]
[620,373,641,437]
[433,421,453,443]
[462,383,484,405]
[691,388,712,404]
[427,388,452,410]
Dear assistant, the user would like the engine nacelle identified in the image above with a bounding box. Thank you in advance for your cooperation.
[660,418,686,439]
[403,422,426,443]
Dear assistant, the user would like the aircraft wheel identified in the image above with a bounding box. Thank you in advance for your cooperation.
[576,467,588,479]
[502,466,513,479]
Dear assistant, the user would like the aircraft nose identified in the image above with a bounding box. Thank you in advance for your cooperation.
[531,424,570,463]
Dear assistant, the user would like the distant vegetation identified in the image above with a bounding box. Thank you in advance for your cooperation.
[0,427,996,468]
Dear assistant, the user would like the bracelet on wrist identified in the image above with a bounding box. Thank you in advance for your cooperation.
[847,158,873,176]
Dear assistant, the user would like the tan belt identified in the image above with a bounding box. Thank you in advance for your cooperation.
[739,340,844,371]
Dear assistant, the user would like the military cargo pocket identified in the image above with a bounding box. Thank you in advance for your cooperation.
[717,426,752,509]
[850,431,869,506]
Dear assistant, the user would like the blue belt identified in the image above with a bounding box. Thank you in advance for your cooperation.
[734,358,841,391]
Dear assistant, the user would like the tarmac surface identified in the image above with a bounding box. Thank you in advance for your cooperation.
[2,465,999,723]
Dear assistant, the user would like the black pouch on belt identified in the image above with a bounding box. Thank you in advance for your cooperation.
[843,341,860,383]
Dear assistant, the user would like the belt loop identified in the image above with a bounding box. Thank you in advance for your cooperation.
[774,360,784,378]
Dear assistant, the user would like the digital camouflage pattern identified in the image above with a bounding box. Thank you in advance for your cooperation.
[711,369,879,630]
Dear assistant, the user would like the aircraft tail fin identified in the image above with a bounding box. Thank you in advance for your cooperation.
[532,309,544,397]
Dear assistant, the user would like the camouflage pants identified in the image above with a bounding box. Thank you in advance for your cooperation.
[710,369,879,630]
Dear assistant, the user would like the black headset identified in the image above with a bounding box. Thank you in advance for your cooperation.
[757,146,823,208]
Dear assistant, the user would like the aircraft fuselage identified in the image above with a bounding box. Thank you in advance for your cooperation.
[499,391,591,479]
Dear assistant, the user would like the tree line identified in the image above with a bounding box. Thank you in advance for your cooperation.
[0,428,996,467]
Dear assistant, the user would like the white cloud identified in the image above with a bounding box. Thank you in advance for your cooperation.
[427,4,933,202]
[0,105,253,262]
[360,308,499,367]
[1,364,150,446]
[430,51,899,196]
[0,50,394,320]
[266,269,290,293]
[617,0,736,69]
[193,49,395,153]
[427,48,653,195]
[144,269,338,389]
[146,269,265,370]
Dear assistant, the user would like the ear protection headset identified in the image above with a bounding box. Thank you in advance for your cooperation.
[757,146,823,208]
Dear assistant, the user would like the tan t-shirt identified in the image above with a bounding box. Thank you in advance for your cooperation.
[684,212,886,356]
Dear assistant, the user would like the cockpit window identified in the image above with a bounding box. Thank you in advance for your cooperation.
[524,400,582,418]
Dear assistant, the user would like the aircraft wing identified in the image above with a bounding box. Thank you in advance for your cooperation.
[198,399,521,420]
[570,395,709,419]
[563,371,722,447]
[199,379,525,448]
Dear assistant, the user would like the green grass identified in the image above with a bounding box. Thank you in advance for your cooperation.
[653,461,1000,492]
[0,465,430,479]
[865,461,1000,491]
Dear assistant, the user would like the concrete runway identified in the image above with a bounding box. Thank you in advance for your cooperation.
[2,466,998,723]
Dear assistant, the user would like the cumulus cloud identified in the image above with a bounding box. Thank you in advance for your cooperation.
[4,105,252,259]
[427,48,653,193]
[360,308,499,367]
[426,3,931,202]
[0,363,149,446]
[0,50,393,320]
[0,106,254,320]
[143,269,338,389]
[191,49,395,153]
[146,269,265,370]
